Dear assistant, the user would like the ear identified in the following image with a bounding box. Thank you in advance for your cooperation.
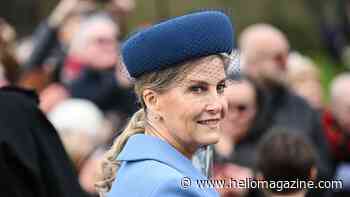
[142,89,160,112]
[309,166,318,181]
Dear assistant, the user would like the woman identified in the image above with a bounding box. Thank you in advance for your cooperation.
[96,11,235,197]
[213,77,257,197]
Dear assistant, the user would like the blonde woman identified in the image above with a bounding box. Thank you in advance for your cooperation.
[96,11,235,197]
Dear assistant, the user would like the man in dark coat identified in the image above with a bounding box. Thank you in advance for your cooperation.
[235,24,335,197]
[0,87,88,197]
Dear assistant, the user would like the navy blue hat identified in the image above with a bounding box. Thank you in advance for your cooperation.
[122,11,234,78]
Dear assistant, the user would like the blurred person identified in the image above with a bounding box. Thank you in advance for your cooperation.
[0,18,21,84]
[287,52,324,111]
[240,24,289,86]
[217,78,257,156]
[20,1,99,115]
[0,64,8,87]
[330,72,350,153]
[213,77,257,197]
[48,99,112,170]
[18,0,96,91]
[105,0,136,39]
[15,36,34,65]
[33,11,117,112]
[65,13,137,130]
[0,18,16,47]
[256,129,318,197]
[323,73,350,194]
[214,163,253,197]
[80,149,106,196]
[95,11,234,197]
[23,0,96,71]
[39,82,70,113]
[238,24,334,186]
[0,87,88,197]
[64,12,118,83]
[324,73,350,160]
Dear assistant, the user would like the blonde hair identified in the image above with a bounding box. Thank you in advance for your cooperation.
[287,52,320,86]
[95,55,224,196]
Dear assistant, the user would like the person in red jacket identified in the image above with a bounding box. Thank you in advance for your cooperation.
[323,73,350,162]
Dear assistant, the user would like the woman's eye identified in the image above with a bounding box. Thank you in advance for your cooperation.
[190,86,206,94]
[217,83,226,94]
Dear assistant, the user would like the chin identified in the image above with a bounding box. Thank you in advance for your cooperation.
[198,131,221,146]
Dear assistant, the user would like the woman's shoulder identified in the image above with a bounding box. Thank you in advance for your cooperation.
[109,159,218,197]
[108,159,182,196]
[119,159,185,182]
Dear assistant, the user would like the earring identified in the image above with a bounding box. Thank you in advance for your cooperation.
[154,115,160,121]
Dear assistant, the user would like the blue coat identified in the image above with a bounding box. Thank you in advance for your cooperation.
[108,134,219,197]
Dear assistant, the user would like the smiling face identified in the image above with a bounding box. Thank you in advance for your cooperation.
[221,80,257,143]
[151,56,228,153]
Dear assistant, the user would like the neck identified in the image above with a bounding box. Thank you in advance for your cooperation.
[145,121,195,159]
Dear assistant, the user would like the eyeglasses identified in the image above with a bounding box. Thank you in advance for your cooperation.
[91,37,117,46]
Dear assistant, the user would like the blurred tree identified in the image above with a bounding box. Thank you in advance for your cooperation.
[155,0,170,21]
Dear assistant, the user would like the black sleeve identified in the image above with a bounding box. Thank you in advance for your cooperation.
[23,21,61,70]
[0,88,88,197]
[0,141,46,197]
[0,90,46,197]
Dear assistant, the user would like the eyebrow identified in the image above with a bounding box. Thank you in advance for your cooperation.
[187,78,226,85]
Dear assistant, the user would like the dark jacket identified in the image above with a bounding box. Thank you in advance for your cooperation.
[68,68,138,116]
[24,21,65,82]
[0,87,88,197]
[219,83,335,197]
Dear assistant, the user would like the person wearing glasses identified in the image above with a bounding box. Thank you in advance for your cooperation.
[213,77,257,197]
[238,23,334,197]
[95,11,235,197]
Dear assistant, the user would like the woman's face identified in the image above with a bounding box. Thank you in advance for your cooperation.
[221,81,257,143]
[156,56,228,151]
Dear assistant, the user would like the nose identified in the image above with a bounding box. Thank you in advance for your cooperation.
[206,102,222,114]
[205,94,227,116]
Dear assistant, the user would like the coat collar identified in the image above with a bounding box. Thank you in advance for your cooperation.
[117,134,205,178]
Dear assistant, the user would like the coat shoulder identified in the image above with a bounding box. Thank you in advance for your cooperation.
[112,159,184,187]
[108,159,217,197]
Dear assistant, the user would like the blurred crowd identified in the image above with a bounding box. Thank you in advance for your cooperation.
[0,0,350,197]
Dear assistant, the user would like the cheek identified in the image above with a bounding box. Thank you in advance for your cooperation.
[173,100,203,129]
[161,97,206,139]
[161,95,193,121]
[82,46,98,60]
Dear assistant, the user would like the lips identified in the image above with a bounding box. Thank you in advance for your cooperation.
[197,119,220,126]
